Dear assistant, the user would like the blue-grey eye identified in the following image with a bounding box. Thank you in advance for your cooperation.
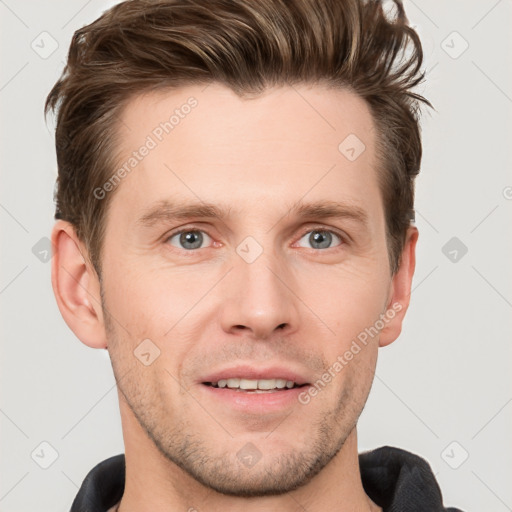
[297,230,342,250]
[168,230,212,250]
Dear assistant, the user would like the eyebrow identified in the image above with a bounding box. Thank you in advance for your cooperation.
[137,200,234,227]
[136,198,369,229]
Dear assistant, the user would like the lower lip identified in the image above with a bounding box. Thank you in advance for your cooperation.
[200,384,309,413]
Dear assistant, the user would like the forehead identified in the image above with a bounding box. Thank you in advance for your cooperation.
[108,82,381,227]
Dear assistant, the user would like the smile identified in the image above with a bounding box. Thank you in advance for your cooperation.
[204,378,306,392]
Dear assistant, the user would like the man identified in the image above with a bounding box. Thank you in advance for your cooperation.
[46,0,464,510]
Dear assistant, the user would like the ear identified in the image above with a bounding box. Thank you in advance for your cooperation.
[51,220,107,349]
[379,226,418,347]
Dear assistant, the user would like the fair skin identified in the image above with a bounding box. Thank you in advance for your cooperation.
[52,83,417,512]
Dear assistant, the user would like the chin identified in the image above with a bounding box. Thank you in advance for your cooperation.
[150,423,344,498]
[177,452,329,497]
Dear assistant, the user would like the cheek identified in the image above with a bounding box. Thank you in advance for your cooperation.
[102,261,196,339]
[296,260,390,337]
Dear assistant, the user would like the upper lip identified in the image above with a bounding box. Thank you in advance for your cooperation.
[200,364,311,386]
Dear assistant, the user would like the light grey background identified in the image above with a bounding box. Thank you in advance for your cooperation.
[1,1,511,511]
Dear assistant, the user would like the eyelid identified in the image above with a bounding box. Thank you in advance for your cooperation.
[164,223,349,252]
[293,225,347,248]
[165,226,215,249]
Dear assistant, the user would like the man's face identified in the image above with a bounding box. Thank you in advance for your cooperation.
[101,83,395,495]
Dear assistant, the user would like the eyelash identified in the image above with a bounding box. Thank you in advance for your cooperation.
[164,225,347,252]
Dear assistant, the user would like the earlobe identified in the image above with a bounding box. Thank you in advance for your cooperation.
[51,220,107,349]
[379,226,419,348]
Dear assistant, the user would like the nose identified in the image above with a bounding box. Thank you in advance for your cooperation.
[219,251,301,340]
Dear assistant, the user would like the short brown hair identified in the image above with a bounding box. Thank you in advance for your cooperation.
[45,0,431,277]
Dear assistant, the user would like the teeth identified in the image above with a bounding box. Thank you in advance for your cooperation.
[210,378,300,390]
[240,379,259,390]
[257,379,276,390]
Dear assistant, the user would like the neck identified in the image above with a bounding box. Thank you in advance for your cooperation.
[117,399,380,512]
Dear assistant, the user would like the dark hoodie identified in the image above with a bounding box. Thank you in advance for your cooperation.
[70,446,464,512]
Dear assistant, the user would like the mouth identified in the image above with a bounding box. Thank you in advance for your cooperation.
[202,378,309,393]
[199,365,312,412]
